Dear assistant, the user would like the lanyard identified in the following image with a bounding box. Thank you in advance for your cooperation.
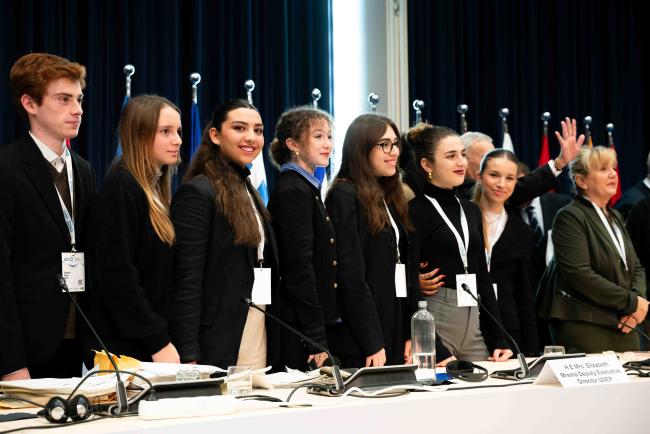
[383,200,401,263]
[54,148,76,250]
[588,200,627,270]
[425,195,469,273]
[246,187,266,265]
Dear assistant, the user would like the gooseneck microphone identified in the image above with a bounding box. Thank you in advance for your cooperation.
[241,298,344,393]
[556,289,650,342]
[57,275,128,414]
[460,283,530,379]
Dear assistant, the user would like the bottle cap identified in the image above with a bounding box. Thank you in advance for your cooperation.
[418,301,427,309]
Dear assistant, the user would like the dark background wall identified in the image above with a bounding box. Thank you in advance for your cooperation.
[0,0,333,187]
[408,0,649,191]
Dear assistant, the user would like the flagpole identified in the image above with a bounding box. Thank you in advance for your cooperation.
[606,123,614,147]
[583,116,592,147]
[457,104,468,134]
[123,64,135,98]
[244,79,255,105]
[368,93,380,112]
[412,99,424,125]
[190,72,201,104]
[499,107,509,134]
[541,112,550,136]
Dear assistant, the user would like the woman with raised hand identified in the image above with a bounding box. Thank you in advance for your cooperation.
[170,100,279,369]
[85,95,181,363]
[472,149,539,355]
[267,106,338,370]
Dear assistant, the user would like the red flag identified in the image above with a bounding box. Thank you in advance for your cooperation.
[610,142,622,206]
[537,132,550,167]
[65,138,71,149]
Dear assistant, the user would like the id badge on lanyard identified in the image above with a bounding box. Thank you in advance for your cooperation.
[57,148,85,292]
[385,201,407,298]
[425,195,477,307]
[248,188,272,305]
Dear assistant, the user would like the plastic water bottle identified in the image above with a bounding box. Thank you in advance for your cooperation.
[411,301,436,379]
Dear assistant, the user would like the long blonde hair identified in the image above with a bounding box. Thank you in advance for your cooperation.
[118,95,179,245]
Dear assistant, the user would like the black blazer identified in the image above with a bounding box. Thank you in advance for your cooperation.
[530,192,571,285]
[457,163,557,206]
[0,135,95,376]
[325,181,414,366]
[615,180,650,219]
[170,173,280,369]
[489,210,539,354]
[267,170,338,350]
[626,195,650,294]
[84,166,173,361]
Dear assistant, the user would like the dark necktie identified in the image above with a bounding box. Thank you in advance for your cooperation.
[525,205,543,243]
[48,161,73,216]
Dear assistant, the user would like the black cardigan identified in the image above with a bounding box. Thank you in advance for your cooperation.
[267,170,338,351]
[170,168,280,369]
[409,183,508,352]
[488,209,539,355]
[84,166,172,361]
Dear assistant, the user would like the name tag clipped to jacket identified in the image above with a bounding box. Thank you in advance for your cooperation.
[395,263,407,298]
[252,268,272,305]
[61,252,85,292]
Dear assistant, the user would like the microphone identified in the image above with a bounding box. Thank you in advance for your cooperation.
[460,283,530,380]
[556,289,650,342]
[57,275,128,414]
[241,298,344,393]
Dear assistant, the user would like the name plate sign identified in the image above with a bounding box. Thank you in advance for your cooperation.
[534,355,629,387]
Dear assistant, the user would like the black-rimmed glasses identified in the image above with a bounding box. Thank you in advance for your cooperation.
[376,139,401,154]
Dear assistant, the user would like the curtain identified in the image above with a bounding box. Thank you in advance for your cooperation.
[0,0,333,189]
[407,0,649,191]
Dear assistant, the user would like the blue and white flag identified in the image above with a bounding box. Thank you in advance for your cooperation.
[189,101,201,160]
[249,152,269,205]
[115,94,130,157]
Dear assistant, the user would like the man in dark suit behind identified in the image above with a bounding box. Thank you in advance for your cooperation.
[615,152,650,219]
[516,162,571,350]
[0,53,95,380]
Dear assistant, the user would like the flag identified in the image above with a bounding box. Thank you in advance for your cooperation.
[537,131,550,167]
[189,101,201,160]
[502,132,514,152]
[314,164,330,198]
[249,152,269,205]
[65,138,71,149]
[115,94,130,157]
[610,141,622,206]
[586,134,593,149]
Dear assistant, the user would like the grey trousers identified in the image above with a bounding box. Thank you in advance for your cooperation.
[425,287,489,361]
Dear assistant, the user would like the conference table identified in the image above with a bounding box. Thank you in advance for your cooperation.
[2,356,650,433]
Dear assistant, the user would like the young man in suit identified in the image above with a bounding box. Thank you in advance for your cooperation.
[0,53,96,380]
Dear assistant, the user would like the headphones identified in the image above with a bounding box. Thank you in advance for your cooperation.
[445,360,489,382]
[38,394,93,423]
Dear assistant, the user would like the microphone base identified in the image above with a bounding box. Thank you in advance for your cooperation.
[309,364,418,395]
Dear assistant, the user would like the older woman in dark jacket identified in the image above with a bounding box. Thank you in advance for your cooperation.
[538,144,648,352]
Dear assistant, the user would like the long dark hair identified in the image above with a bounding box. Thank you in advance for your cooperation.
[184,99,267,247]
[330,114,411,234]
